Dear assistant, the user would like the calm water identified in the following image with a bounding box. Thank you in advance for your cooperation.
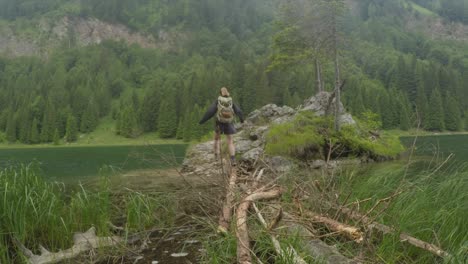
[0,144,188,182]
[400,134,468,162]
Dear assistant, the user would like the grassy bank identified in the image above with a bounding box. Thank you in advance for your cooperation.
[334,161,468,263]
[0,117,184,149]
[0,164,177,263]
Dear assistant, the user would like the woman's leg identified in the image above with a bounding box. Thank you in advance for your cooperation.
[226,135,235,162]
[214,131,221,157]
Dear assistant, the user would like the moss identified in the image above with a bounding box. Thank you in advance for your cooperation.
[266,112,404,160]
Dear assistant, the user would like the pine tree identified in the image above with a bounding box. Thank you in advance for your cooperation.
[6,112,16,143]
[415,77,429,128]
[399,102,411,131]
[176,120,184,139]
[119,106,138,138]
[30,118,40,144]
[183,109,193,142]
[157,91,177,138]
[80,99,99,133]
[426,89,445,131]
[465,112,468,131]
[53,129,60,145]
[40,101,56,142]
[65,114,78,142]
[444,93,461,131]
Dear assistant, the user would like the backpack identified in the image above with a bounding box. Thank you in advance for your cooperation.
[217,96,234,123]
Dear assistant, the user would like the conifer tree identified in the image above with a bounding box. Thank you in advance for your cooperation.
[40,101,56,142]
[80,99,99,133]
[65,114,78,142]
[399,102,411,131]
[120,106,138,138]
[6,112,16,143]
[426,89,445,131]
[182,109,192,142]
[157,92,177,138]
[176,120,184,139]
[415,78,429,128]
[30,118,40,144]
[464,112,468,131]
[444,93,461,131]
[53,128,60,145]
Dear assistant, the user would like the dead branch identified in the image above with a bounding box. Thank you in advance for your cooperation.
[304,211,363,243]
[253,203,307,264]
[14,227,122,264]
[218,168,239,233]
[236,187,283,264]
[333,204,451,258]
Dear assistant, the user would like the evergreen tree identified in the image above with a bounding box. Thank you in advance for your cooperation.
[53,128,60,145]
[139,89,161,132]
[465,112,468,131]
[30,118,40,144]
[80,99,99,133]
[40,101,56,142]
[6,112,16,143]
[399,102,411,131]
[119,105,138,138]
[157,92,177,138]
[426,89,445,131]
[183,109,193,142]
[65,114,78,142]
[415,77,429,128]
[444,93,461,131]
[176,120,184,140]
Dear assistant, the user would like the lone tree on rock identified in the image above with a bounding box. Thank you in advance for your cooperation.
[271,0,346,131]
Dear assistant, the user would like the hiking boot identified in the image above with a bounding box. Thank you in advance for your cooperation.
[230,156,237,166]
[214,153,219,160]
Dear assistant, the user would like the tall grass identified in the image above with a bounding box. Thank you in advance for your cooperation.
[0,164,177,263]
[0,164,112,262]
[337,160,468,263]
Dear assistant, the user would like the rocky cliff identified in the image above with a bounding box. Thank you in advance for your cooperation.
[0,16,181,57]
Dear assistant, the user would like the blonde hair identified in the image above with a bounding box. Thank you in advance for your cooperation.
[220,87,230,97]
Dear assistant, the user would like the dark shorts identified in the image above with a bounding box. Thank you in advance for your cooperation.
[215,121,236,135]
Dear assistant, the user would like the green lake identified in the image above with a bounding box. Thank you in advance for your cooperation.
[400,134,468,162]
[0,144,188,183]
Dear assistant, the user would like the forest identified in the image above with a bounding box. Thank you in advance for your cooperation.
[0,0,466,144]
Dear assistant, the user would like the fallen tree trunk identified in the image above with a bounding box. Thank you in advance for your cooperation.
[236,187,283,264]
[218,168,239,233]
[14,227,122,264]
[333,204,451,258]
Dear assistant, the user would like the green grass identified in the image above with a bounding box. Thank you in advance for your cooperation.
[0,164,177,263]
[408,1,437,16]
[0,117,184,149]
[265,112,404,160]
[335,161,468,263]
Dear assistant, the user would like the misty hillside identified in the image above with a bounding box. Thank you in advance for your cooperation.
[0,0,466,144]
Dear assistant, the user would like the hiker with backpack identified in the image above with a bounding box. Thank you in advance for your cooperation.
[199,87,244,165]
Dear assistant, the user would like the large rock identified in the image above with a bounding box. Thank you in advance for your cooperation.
[246,104,295,126]
[301,91,355,126]
[181,91,356,179]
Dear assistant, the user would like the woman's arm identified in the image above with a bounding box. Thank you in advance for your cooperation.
[199,101,218,124]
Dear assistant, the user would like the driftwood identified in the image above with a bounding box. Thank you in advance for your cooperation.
[304,211,364,243]
[333,204,451,258]
[236,187,283,264]
[218,168,239,233]
[252,203,307,264]
[14,227,122,264]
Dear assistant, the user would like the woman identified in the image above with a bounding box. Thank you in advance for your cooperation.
[199,87,244,165]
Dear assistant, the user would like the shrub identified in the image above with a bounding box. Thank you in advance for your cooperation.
[266,112,404,160]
